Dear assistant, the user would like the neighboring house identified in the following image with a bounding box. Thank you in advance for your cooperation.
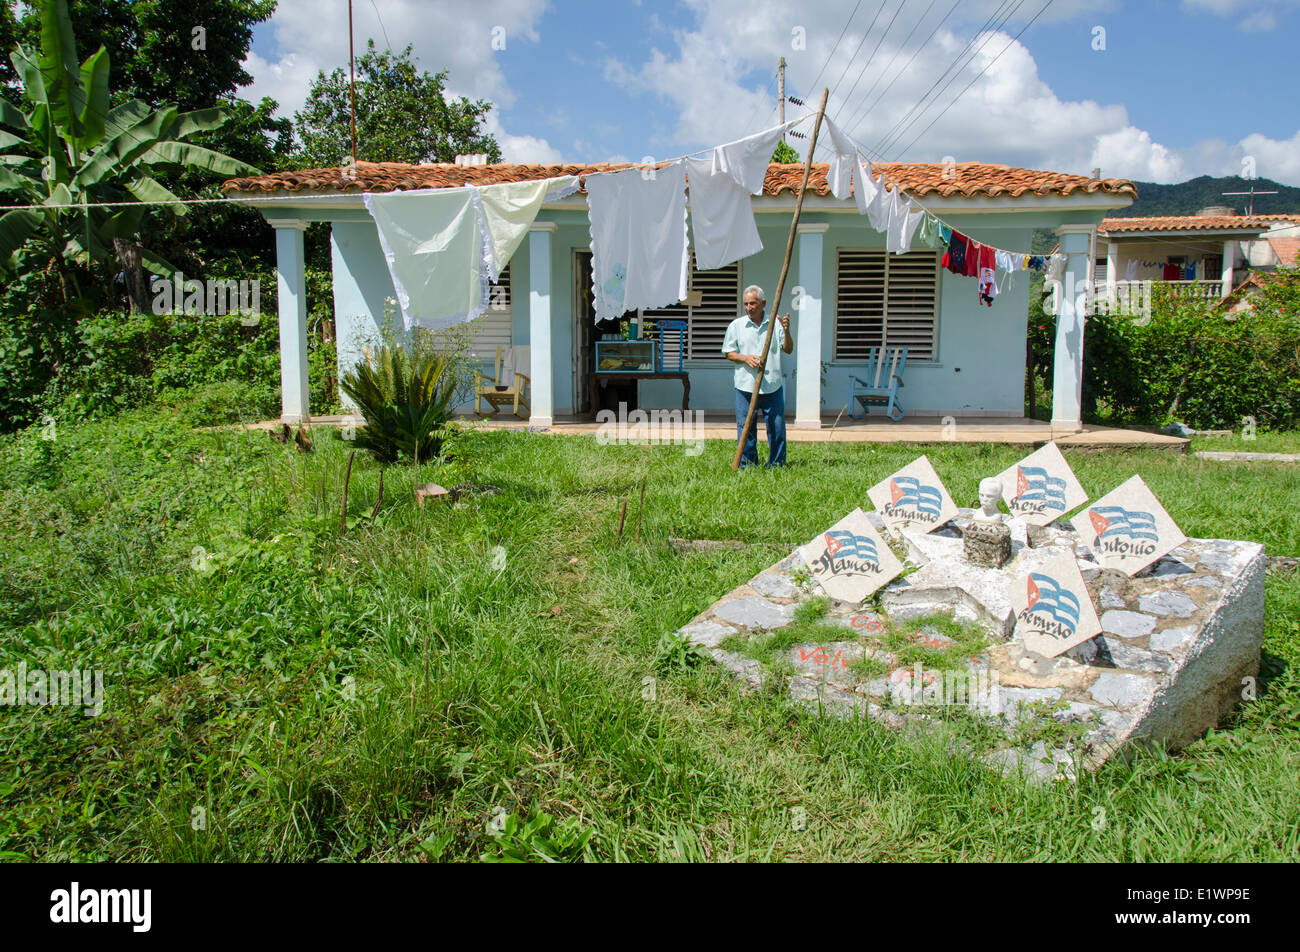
[221,160,1136,432]
[1096,209,1300,303]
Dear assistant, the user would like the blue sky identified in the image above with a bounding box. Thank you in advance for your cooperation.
[244,0,1300,186]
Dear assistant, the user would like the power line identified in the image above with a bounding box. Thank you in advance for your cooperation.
[804,0,866,102]
[868,0,1019,160]
[840,0,940,134]
[826,0,891,107]
[891,0,1051,161]
[841,0,960,137]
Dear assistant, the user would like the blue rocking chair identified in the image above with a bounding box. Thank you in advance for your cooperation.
[849,346,908,422]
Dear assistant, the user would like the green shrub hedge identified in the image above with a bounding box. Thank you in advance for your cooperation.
[1030,268,1300,431]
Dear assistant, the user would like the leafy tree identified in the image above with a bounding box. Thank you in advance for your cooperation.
[0,1,292,273]
[294,42,501,168]
[0,0,258,301]
[771,139,799,164]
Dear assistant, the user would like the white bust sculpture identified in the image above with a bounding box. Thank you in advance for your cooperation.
[972,477,1006,523]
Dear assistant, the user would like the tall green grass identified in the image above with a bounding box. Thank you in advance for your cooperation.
[0,408,1296,861]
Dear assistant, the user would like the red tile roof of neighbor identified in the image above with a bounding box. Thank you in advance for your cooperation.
[1098,215,1295,234]
[1268,237,1300,267]
[221,160,1138,200]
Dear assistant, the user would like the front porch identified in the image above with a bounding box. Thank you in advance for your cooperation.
[256,412,1190,451]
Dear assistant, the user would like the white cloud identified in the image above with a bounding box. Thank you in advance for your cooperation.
[244,0,561,164]
[601,0,1300,185]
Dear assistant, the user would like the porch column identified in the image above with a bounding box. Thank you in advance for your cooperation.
[1221,239,1235,299]
[1050,225,1094,433]
[794,223,827,428]
[1105,238,1119,309]
[528,222,556,428]
[268,218,310,423]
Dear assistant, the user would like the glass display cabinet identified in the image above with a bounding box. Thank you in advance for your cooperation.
[595,340,656,372]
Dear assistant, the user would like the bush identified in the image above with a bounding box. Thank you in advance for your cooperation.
[1032,269,1300,431]
[340,343,462,464]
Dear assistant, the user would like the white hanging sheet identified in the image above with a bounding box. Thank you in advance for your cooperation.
[477,176,578,280]
[585,162,690,321]
[685,156,763,271]
[711,118,803,195]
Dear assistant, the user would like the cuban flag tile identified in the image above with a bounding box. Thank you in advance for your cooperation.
[1011,552,1102,658]
[1070,475,1187,576]
[798,508,906,604]
[867,455,959,533]
[995,441,1088,526]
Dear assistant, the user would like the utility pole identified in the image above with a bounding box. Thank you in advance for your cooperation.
[778,57,786,125]
[1222,187,1278,216]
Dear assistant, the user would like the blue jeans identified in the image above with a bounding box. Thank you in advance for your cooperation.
[734,387,787,468]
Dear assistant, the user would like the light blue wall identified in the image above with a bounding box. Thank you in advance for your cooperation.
[325,204,1100,418]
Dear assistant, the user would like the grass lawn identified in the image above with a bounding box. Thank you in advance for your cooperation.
[1,410,1297,862]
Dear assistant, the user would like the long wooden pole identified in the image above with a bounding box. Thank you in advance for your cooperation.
[732,87,829,470]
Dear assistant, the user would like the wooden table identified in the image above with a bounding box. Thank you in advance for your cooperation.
[590,371,691,413]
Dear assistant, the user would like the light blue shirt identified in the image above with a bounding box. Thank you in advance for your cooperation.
[722,313,787,394]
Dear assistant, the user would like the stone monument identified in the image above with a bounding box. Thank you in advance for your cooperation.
[964,477,1012,567]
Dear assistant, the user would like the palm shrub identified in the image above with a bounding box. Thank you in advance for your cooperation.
[340,344,460,464]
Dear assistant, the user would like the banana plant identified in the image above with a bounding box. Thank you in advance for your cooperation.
[0,0,260,295]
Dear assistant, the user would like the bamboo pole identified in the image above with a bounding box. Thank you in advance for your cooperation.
[732,88,830,470]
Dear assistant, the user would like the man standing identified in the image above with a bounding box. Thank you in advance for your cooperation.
[723,285,793,468]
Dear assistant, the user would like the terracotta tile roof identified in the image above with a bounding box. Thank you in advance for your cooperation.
[222,160,1136,201]
[1268,237,1300,267]
[1098,215,1281,234]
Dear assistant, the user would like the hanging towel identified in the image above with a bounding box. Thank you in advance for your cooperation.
[585,162,690,321]
[978,244,998,306]
[364,187,490,330]
[1047,253,1067,283]
[476,176,579,280]
[943,232,968,274]
[887,200,923,255]
[1185,261,1197,280]
[916,213,943,248]
[963,240,981,278]
[855,161,880,217]
[995,250,1014,274]
[1124,259,1138,281]
[685,156,763,270]
[823,116,868,204]
[941,224,953,245]
[712,119,800,195]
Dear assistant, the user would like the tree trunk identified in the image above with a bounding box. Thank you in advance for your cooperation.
[114,238,150,314]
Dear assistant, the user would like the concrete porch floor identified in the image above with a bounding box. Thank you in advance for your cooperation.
[255,412,1190,451]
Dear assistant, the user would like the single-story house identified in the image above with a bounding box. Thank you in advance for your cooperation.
[221,160,1137,432]
[1096,209,1298,303]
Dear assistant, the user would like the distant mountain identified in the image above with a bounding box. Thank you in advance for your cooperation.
[1123,176,1300,218]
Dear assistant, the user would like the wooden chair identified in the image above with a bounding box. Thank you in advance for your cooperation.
[849,346,907,422]
[474,345,530,417]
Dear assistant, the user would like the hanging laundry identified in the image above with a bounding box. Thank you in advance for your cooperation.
[1028,256,1045,271]
[916,213,943,248]
[866,179,891,231]
[1046,253,1067,283]
[963,239,981,278]
[1125,260,1138,282]
[1185,261,1197,280]
[886,193,923,255]
[1162,263,1181,281]
[822,117,858,202]
[685,157,763,271]
[943,232,969,274]
[712,119,800,195]
[995,250,1014,274]
[365,187,490,330]
[941,224,953,245]
[978,244,998,306]
[476,176,579,280]
[586,162,690,321]
[855,161,881,217]
[1008,253,1024,272]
